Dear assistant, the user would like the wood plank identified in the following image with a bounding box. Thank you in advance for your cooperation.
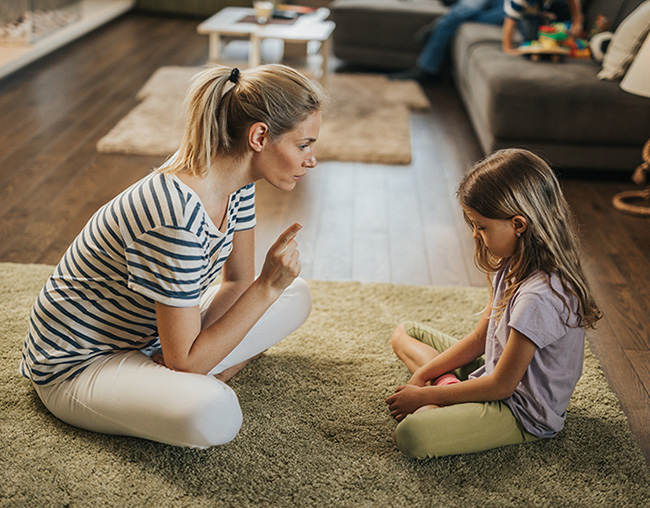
[35,155,162,265]
[386,165,431,286]
[587,321,650,464]
[310,163,354,281]
[564,180,650,351]
[352,163,391,283]
[0,16,169,173]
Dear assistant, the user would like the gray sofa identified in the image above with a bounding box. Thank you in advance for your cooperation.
[331,0,650,171]
[331,0,448,70]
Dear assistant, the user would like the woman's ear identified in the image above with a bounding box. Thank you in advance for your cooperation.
[512,214,528,236]
[249,122,269,152]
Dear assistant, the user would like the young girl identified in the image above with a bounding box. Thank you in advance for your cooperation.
[386,148,602,459]
[20,64,327,449]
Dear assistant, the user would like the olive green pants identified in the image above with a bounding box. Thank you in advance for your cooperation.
[394,322,538,459]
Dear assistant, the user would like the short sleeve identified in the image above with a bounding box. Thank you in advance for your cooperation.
[504,0,524,20]
[508,290,566,349]
[125,226,205,307]
[234,183,256,231]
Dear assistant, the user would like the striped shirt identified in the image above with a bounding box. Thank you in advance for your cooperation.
[20,171,256,386]
[504,0,554,19]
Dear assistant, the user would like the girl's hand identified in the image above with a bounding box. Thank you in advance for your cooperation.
[408,371,427,387]
[385,385,432,422]
[259,223,302,295]
[570,20,584,37]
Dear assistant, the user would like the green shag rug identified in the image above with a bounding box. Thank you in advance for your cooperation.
[1,262,649,507]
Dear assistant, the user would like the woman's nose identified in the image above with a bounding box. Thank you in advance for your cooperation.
[304,155,317,168]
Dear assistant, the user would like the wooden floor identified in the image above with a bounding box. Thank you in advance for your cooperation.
[1,13,648,464]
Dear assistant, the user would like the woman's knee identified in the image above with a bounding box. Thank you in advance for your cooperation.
[284,277,312,327]
[291,276,312,311]
[171,377,243,448]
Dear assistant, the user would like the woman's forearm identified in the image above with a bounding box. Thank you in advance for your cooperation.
[157,276,283,374]
[190,277,285,371]
[200,279,253,329]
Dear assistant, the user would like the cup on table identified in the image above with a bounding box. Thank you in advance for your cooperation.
[253,1,274,24]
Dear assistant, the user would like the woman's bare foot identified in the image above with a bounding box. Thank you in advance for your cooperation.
[213,353,263,383]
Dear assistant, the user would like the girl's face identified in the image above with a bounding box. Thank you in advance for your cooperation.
[257,111,321,192]
[463,206,521,259]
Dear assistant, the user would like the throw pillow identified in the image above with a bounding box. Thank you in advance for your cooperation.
[598,0,650,80]
[590,31,614,63]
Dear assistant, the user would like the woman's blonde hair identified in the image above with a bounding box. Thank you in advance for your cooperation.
[162,64,328,177]
[457,148,602,329]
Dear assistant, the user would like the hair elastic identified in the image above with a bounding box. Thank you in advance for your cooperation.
[228,67,240,84]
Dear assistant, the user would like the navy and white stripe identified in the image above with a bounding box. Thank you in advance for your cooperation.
[504,0,553,19]
[20,171,256,386]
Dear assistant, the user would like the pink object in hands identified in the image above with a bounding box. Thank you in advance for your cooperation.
[433,373,461,386]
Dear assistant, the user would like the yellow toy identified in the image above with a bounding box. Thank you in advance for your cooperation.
[520,22,591,60]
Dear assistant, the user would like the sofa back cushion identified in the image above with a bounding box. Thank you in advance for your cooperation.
[583,0,647,32]
[597,1,650,79]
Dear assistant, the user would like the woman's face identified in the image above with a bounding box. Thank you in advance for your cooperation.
[463,206,520,259]
[257,111,321,191]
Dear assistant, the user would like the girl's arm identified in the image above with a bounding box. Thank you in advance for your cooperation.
[409,304,491,387]
[387,328,537,421]
[502,17,519,54]
[568,0,584,36]
[155,223,302,375]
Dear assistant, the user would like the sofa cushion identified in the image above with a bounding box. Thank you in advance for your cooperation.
[598,0,650,80]
[331,0,447,68]
[453,23,650,147]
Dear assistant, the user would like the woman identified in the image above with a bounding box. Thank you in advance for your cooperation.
[20,64,327,448]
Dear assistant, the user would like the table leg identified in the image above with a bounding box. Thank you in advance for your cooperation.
[249,34,262,68]
[208,33,222,63]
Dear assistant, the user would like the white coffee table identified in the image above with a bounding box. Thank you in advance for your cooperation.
[197,7,335,83]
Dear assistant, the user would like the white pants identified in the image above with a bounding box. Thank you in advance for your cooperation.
[34,278,312,449]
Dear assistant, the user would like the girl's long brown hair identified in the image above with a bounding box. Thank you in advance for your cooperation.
[457,149,602,329]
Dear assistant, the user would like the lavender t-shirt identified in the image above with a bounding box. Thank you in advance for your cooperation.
[469,265,585,438]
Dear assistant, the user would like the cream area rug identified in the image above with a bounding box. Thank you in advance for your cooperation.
[96,66,430,165]
[2,262,649,507]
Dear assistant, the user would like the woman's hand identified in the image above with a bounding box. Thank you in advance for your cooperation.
[259,223,302,295]
[385,384,433,422]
